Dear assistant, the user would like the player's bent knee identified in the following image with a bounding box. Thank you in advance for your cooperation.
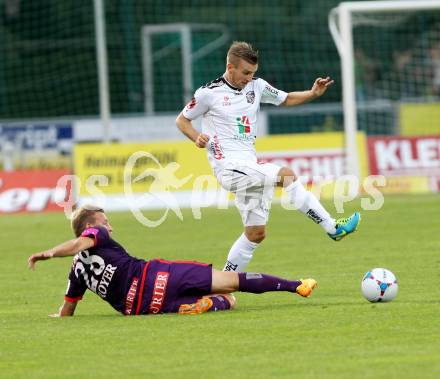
[255,230,266,243]
[245,228,266,243]
[223,293,236,309]
[277,166,297,187]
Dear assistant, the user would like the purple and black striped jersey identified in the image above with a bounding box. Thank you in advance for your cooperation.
[64,226,145,314]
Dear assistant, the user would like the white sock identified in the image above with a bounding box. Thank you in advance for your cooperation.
[285,180,336,234]
[223,233,259,272]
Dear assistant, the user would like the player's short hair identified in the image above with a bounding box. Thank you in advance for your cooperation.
[227,41,258,66]
[71,204,104,237]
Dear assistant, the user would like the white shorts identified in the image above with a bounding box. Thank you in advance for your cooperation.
[217,160,281,226]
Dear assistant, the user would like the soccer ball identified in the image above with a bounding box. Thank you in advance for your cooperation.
[361,268,398,302]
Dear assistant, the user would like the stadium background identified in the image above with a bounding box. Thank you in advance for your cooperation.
[1,0,440,213]
[0,0,438,128]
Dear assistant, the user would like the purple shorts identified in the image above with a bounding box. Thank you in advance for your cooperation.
[141,259,213,314]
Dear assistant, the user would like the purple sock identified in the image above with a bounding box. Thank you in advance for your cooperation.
[238,273,301,294]
[209,295,232,312]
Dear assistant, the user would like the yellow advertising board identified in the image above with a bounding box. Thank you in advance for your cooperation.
[256,131,369,179]
[400,103,440,136]
[74,132,368,196]
[74,142,212,195]
[379,177,431,194]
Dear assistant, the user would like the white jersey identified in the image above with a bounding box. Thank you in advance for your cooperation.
[182,76,287,174]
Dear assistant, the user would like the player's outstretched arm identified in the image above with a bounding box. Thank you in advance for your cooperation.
[176,112,210,148]
[28,236,94,270]
[49,300,77,317]
[282,76,334,107]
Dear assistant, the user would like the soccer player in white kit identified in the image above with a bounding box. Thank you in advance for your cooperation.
[176,41,360,272]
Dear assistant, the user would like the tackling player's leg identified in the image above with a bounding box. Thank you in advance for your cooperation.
[177,270,317,315]
[211,269,317,298]
[178,294,236,315]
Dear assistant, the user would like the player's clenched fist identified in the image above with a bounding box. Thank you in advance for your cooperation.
[195,133,210,148]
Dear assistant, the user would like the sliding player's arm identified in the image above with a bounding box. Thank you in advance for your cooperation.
[49,261,88,318]
[28,237,94,270]
[49,300,78,317]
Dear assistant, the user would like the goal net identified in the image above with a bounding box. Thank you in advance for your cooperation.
[329,1,440,176]
[353,8,440,135]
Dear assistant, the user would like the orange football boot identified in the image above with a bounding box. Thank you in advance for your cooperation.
[296,279,318,298]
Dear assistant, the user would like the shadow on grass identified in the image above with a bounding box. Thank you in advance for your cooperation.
[20,299,439,320]
[233,298,440,313]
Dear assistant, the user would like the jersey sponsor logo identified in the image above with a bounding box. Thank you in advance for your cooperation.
[246,91,255,104]
[186,97,197,110]
[125,277,139,315]
[234,116,254,141]
[149,271,170,314]
[263,84,279,99]
[306,209,323,224]
[223,96,231,106]
[210,135,224,160]
[236,116,251,134]
[233,134,254,142]
[96,264,117,298]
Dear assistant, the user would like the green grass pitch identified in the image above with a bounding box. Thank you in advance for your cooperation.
[1,194,439,378]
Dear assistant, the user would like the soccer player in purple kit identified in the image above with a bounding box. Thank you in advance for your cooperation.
[28,205,317,316]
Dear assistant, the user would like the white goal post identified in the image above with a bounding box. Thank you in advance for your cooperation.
[94,0,111,143]
[329,0,440,177]
[142,23,229,115]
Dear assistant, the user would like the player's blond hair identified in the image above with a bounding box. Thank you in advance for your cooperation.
[71,204,104,237]
[227,41,258,66]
